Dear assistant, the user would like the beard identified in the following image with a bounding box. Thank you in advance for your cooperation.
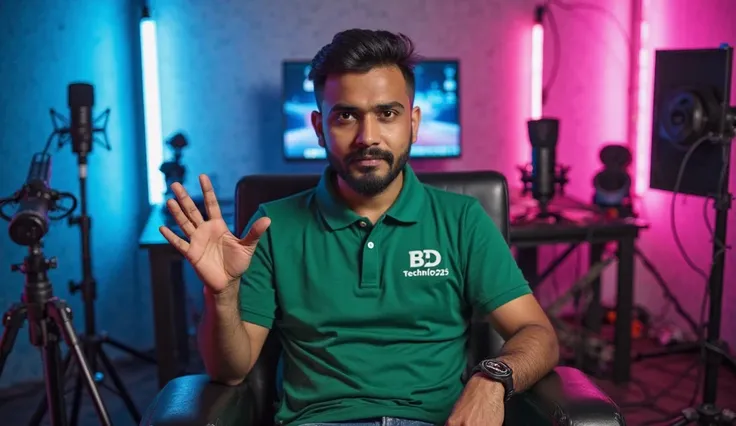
[326,138,412,197]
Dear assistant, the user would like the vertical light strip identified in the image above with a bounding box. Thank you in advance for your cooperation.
[634,0,652,195]
[140,11,165,205]
[531,10,545,120]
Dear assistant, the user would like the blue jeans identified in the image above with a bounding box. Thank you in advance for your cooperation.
[300,418,434,426]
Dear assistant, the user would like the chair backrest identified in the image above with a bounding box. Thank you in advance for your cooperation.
[235,171,509,241]
[234,170,509,421]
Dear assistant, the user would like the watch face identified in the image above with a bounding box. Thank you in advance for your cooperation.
[482,360,512,377]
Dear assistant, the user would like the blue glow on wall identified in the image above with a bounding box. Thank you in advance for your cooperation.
[0,1,152,389]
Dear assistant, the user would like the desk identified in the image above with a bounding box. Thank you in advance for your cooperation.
[140,198,647,388]
[509,194,648,384]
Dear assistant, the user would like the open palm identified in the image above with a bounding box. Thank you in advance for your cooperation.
[159,175,270,293]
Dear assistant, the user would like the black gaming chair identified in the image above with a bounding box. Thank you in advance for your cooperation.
[141,171,624,426]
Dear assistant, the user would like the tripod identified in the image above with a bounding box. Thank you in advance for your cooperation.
[667,130,736,425]
[28,155,155,425]
[0,243,112,426]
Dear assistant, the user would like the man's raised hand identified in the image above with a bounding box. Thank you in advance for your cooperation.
[158,174,271,294]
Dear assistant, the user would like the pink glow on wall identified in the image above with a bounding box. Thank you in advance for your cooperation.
[538,1,631,201]
[634,0,652,195]
[633,0,736,350]
[530,19,544,120]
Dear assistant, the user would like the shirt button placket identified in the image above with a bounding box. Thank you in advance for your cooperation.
[359,222,379,289]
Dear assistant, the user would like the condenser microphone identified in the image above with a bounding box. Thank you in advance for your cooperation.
[68,83,95,162]
[8,153,54,246]
[528,118,560,206]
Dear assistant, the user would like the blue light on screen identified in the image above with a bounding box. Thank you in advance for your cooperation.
[282,60,461,160]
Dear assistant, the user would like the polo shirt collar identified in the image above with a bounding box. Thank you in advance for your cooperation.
[314,164,426,230]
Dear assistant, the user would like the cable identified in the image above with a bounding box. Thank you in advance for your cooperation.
[634,247,699,335]
[640,133,733,424]
[541,2,561,104]
[541,0,629,106]
[668,134,714,413]
[617,134,729,419]
[669,134,730,340]
[669,136,712,283]
[619,356,700,411]
[548,0,630,46]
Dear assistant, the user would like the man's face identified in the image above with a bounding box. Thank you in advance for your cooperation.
[311,66,421,196]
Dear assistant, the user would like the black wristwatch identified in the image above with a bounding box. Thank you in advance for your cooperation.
[471,359,515,402]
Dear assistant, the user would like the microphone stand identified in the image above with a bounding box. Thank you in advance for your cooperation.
[70,153,151,424]
[29,90,155,425]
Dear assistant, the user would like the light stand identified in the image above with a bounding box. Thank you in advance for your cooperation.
[668,118,735,426]
[643,46,736,425]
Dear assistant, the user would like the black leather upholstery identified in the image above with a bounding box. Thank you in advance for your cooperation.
[141,170,625,426]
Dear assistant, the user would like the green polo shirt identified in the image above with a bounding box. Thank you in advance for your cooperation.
[239,165,531,426]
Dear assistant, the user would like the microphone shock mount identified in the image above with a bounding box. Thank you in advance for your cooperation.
[518,162,570,216]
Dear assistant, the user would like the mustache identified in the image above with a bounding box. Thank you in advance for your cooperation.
[346,148,394,163]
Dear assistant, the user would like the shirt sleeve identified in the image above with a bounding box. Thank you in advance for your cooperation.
[463,199,532,316]
[238,205,277,329]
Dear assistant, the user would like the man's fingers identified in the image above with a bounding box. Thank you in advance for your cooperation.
[166,199,197,237]
[159,226,190,254]
[199,174,222,220]
[240,217,271,247]
[171,182,205,225]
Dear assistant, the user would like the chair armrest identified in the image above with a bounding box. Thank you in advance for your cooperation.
[140,374,256,426]
[507,366,624,426]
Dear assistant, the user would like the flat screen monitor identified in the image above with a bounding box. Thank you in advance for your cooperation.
[282,59,461,160]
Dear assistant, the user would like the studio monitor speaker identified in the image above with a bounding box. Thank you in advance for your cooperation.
[649,47,734,197]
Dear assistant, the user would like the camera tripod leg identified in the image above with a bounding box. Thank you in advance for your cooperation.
[97,346,142,422]
[47,298,112,426]
[0,303,27,376]
[28,351,74,426]
[41,327,68,426]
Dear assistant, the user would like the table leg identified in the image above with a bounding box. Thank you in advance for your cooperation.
[613,237,635,383]
[148,249,190,388]
[516,247,539,289]
[583,244,605,332]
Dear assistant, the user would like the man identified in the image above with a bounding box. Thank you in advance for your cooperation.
[160,29,558,426]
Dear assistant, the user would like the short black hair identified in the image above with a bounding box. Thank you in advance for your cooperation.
[309,29,421,109]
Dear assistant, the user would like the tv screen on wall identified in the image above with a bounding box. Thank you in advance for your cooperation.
[282,59,461,160]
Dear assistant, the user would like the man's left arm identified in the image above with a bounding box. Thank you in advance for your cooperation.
[484,293,559,392]
[449,200,558,424]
